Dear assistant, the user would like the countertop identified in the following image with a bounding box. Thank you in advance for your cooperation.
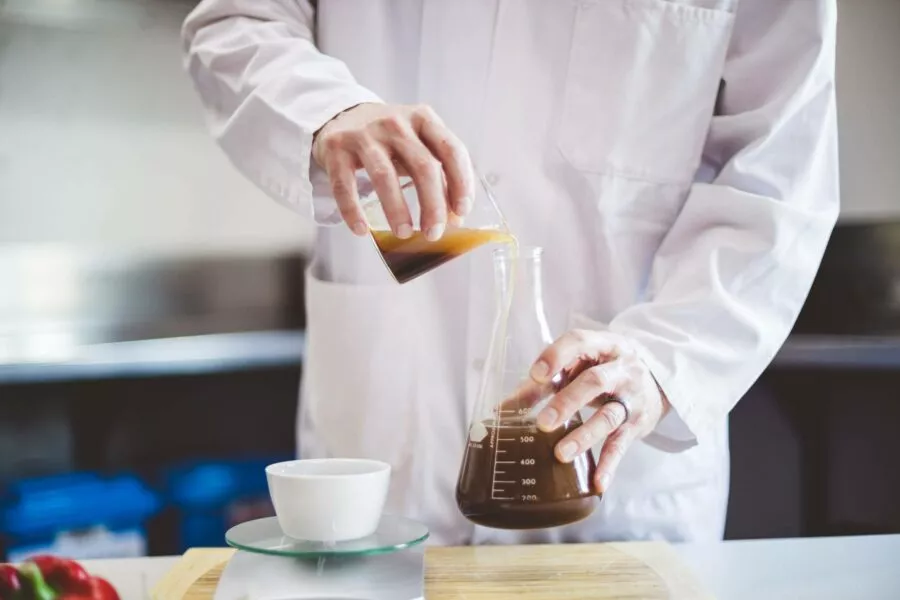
[675,534,900,600]
[79,534,900,600]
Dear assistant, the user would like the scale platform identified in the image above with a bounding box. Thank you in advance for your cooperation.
[213,549,425,600]
[214,515,428,599]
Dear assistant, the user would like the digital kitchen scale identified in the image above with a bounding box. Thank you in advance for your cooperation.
[214,515,428,599]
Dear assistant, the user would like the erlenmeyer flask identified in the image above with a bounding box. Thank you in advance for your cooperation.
[313,169,512,284]
[456,246,598,529]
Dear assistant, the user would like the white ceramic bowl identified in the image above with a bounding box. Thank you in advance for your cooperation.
[265,458,391,542]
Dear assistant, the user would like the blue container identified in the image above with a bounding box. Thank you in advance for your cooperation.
[164,457,288,551]
[0,473,160,561]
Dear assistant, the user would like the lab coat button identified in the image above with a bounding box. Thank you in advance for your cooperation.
[485,172,500,186]
[472,358,485,371]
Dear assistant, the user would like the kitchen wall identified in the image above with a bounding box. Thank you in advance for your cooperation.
[0,0,897,256]
[0,0,313,256]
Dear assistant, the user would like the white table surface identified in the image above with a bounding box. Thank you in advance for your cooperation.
[675,534,900,600]
[76,556,179,599]
[79,534,900,599]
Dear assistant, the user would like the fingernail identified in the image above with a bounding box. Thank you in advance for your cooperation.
[599,473,611,493]
[352,221,368,236]
[537,407,558,431]
[425,223,445,241]
[530,361,550,382]
[396,224,413,239]
[458,196,473,215]
[558,441,577,462]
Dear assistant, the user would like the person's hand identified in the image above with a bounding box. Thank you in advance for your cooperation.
[312,103,475,240]
[529,330,672,494]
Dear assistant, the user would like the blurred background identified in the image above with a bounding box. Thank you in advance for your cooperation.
[0,0,898,559]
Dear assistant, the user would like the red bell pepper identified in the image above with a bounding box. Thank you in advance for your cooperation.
[26,556,91,595]
[0,555,121,600]
[56,576,119,600]
[15,562,56,600]
[0,564,23,599]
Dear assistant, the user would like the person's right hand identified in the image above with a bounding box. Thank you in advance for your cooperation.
[312,103,476,241]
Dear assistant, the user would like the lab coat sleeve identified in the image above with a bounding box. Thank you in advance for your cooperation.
[181,0,383,216]
[607,0,840,452]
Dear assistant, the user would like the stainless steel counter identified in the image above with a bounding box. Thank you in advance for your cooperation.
[0,246,307,348]
[773,335,900,369]
[2,330,900,385]
[0,330,306,384]
[3,230,900,386]
[0,247,309,385]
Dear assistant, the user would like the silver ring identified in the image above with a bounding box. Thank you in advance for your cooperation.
[601,396,631,426]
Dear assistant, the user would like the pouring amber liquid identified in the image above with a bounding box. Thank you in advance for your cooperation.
[372,228,515,284]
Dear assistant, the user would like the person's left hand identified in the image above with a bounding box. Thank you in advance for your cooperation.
[528,330,672,494]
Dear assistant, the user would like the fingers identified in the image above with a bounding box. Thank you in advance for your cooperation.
[358,142,413,239]
[537,361,627,432]
[554,399,628,463]
[390,134,447,241]
[593,423,637,494]
[314,103,469,241]
[415,107,475,219]
[324,149,368,236]
[530,330,621,385]
[521,327,668,495]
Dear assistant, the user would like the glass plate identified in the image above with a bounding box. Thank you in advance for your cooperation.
[225,515,430,558]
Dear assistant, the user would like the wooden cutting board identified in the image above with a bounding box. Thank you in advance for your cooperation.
[153,543,714,599]
[152,548,233,600]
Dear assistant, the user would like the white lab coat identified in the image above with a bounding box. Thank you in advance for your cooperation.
[182,0,839,545]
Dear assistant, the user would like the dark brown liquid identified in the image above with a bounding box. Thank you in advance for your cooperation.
[456,419,598,530]
[372,229,513,284]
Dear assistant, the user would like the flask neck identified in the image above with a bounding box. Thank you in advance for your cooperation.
[493,246,551,341]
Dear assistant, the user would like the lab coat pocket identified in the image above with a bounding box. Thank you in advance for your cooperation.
[558,0,735,184]
[303,266,422,467]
